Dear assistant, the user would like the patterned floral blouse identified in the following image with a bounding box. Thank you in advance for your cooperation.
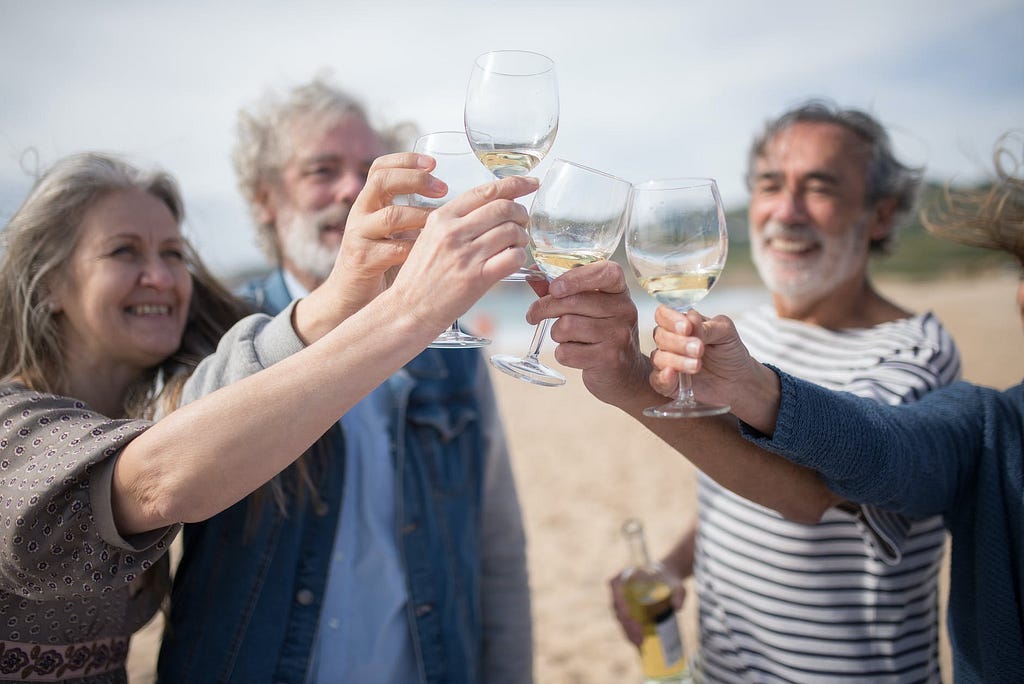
[0,383,178,683]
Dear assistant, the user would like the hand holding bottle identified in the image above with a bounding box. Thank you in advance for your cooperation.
[614,519,691,682]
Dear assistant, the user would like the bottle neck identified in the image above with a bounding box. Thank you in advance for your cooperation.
[622,519,652,568]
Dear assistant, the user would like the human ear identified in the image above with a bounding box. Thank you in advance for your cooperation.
[868,196,900,242]
[253,183,278,226]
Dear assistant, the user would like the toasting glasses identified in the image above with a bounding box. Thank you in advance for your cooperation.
[490,159,632,386]
[405,131,497,348]
[625,178,729,418]
[465,49,558,282]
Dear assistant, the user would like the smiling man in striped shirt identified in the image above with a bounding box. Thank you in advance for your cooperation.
[649,102,960,682]
[532,100,960,683]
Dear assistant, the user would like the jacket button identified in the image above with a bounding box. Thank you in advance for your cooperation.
[295,589,315,606]
[415,603,433,617]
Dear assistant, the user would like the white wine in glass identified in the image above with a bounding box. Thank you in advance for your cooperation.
[404,130,496,348]
[465,50,558,282]
[464,50,558,178]
[626,178,729,418]
[490,158,631,386]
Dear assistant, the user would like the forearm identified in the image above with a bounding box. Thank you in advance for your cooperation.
[637,413,840,523]
[660,521,697,579]
[741,371,973,517]
[112,287,437,534]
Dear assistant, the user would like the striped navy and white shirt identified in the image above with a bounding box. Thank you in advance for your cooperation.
[695,305,961,683]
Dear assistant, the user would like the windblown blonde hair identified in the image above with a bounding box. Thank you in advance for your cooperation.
[922,131,1024,267]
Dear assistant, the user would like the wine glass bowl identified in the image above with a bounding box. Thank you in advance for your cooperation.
[406,131,496,348]
[464,50,559,178]
[626,177,729,418]
[489,159,631,386]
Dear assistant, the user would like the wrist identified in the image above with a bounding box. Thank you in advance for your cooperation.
[732,361,781,436]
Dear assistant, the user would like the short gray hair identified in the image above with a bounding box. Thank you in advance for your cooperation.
[232,75,415,261]
[746,100,923,253]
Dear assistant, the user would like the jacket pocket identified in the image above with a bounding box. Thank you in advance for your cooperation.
[405,402,480,496]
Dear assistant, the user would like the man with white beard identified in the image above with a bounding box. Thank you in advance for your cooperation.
[157,76,533,684]
[596,102,962,682]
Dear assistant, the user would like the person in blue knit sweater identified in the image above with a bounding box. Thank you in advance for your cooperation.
[646,134,1023,683]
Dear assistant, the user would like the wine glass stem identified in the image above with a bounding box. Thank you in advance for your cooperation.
[448,320,461,335]
[675,371,698,407]
[526,319,551,360]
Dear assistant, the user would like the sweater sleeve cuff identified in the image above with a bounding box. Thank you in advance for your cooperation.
[739,364,797,448]
[252,299,306,368]
[90,450,182,553]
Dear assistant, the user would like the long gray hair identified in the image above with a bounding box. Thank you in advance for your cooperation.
[0,151,248,414]
[746,100,924,254]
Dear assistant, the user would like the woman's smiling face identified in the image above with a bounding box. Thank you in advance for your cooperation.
[52,188,193,379]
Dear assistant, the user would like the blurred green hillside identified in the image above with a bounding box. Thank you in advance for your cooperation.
[614,181,1017,287]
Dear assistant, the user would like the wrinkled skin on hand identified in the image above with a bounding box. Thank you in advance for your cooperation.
[650,306,762,410]
[322,152,444,314]
[389,175,537,335]
[526,261,654,408]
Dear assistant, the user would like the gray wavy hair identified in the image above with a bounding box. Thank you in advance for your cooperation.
[232,74,416,261]
[0,152,248,412]
[746,100,924,253]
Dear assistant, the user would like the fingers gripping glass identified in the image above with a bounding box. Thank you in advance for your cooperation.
[490,159,631,386]
[465,49,558,282]
[403,131,497,348]
[625,178,730,418]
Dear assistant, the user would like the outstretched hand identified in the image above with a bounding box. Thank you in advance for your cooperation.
[650,305,782,434]
[326,152,447,311]
[389,174,538,336]
[525,261,657,410]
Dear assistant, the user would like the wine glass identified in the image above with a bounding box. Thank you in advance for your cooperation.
[465,49,558,282]
[404,131,497,348]
[625,178,729,418]
[490,159,631,386]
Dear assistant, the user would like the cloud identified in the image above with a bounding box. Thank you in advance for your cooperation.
[2,0,1021,276]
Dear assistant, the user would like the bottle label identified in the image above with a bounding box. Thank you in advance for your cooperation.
[655,612,685,667]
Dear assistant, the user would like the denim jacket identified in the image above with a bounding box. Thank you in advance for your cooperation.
[157,271,532,684]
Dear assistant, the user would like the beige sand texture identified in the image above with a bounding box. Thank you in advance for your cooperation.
[127,271,1023,683]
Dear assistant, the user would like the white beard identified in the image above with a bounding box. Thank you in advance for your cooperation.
[751,217,869,303]
[277,204,350,284]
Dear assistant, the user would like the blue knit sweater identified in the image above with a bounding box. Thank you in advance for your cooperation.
[742,370,1024,683]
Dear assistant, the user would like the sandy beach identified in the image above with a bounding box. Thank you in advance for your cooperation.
[128,270,1023,683]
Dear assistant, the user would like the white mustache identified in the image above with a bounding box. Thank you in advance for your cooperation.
[759,220,818,243]
[313,204,351,232]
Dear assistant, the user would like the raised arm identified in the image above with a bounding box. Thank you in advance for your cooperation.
[649,304,988,517]
[110,174,538,535]
[528,261,841,523]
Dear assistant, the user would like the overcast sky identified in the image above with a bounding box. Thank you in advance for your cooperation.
[2,0,1022,276]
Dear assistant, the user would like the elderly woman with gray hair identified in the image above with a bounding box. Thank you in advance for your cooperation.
[0,150,534,683]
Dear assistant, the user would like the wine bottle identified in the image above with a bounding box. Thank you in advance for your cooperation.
[620,518,692,683]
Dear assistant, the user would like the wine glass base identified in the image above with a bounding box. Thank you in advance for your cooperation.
[489,353,565,387]
[428,330,491,349]
[642,402,730,419]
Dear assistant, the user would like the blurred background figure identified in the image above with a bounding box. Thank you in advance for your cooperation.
[157,76,534,684]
